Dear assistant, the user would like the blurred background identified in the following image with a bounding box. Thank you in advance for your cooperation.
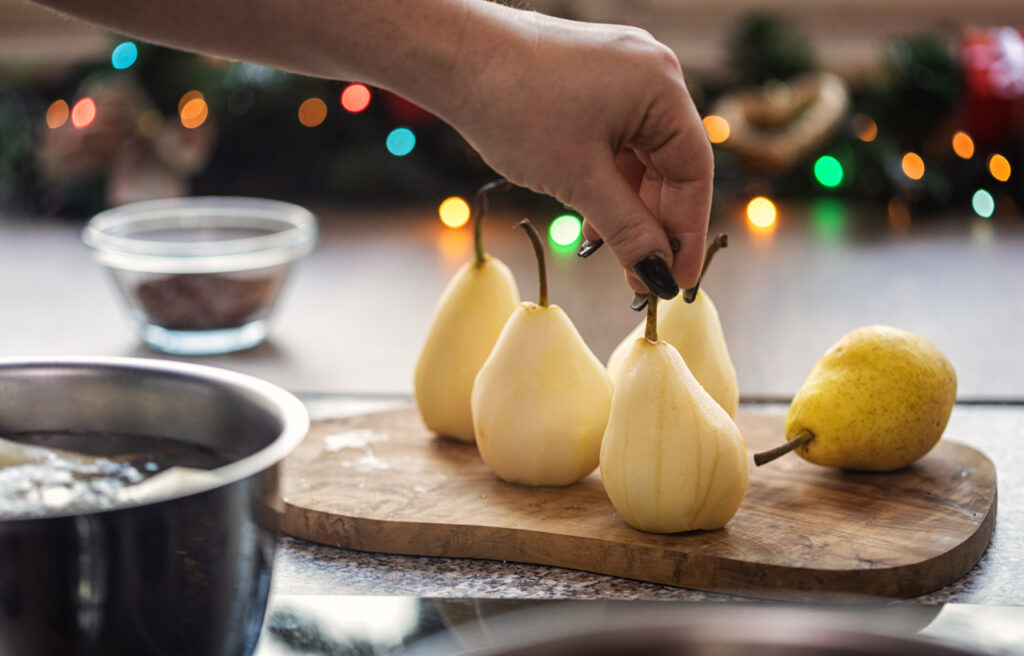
[1,0,1022,399]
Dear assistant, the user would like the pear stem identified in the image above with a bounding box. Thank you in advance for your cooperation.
[683,233,728,303]
[644,293,658,342]
[473,178,511,268]
[753,429,815,467]
[518,219,548,307]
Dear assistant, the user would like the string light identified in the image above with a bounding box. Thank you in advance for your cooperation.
[438,196,471,228]
[180,97,208,129]
[549,214,583,247]
[178,90,204,113]
[702,115,730,144]
[46,100,69,128]
[952,131,975,159]
[901,152,925,180]
[746,197,777,231]
[386,127,416,156]
[111,41,138,69]
[852,114,877,142]
[813,155,844,188]
[988,154,1011,182]
[972,189,995,218]
[70,98,96,128]
[341,83,371,113]
[298,98,327,127]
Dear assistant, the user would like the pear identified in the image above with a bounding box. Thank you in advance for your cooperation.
[607,236,738,417]
[600,295,748,533]
[414,180,519,443]
[755,325,957,471]
[471,219,612,486]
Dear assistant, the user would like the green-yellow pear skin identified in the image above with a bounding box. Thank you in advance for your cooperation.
[784,325,957,471]
[471,302,613,486]
[600,337,749,533]
[607,289,738,418]
[413,255,519,442]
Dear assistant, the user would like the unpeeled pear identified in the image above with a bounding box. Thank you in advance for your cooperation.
[600,295,748,533]
[471,220,612,486]
[414,180,519,442]
[756,325,957,471]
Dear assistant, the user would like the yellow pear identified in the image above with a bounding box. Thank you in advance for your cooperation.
[414,180,519,443]
[755,325,957,471]
[600,295,748,533]
[607,289,738,418]
[471,220,612,486]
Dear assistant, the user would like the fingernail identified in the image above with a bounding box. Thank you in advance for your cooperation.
[631,254,679,300]
[630,292,648,311]
[576,239,604,258]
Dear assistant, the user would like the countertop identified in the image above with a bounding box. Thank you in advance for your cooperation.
[3,203,1024,653]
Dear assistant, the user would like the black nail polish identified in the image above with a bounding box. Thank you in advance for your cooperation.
[631,254,679,300]
[630,292,648,311]
[576,239,604,258]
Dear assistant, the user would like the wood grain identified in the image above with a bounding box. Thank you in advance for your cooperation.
[279,407,996,600]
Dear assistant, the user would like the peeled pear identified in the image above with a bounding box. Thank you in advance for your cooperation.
[608,235,737,417]
[471,220,612,486]
[414,180,519,442]
[607,289,738,417]
[756,325,957,471]
[600,296,748,533]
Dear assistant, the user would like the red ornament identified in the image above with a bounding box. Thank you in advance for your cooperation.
[960,27,1024,145]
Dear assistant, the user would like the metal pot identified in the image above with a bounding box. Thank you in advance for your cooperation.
[0,357,309,656]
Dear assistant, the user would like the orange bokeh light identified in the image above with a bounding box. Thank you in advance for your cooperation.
[46,99,70,129]
[988,154,1011,182]
[901,152,925,180]
[952,131,974,159]
[746,196,777,232]
[180,98,209,129]
[341,83,371,113]
[298,97,328,127]
[438,196,471,228]
[702,115,730,144]
[852,114,877,142]
[70,98,96,129]
[178,90,204,113]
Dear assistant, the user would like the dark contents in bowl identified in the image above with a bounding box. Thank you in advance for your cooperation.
[134,272,281,330]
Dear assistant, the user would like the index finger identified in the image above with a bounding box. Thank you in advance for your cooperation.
[633,102,713,288]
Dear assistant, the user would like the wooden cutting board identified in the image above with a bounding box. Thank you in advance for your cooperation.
[279,407,996,600]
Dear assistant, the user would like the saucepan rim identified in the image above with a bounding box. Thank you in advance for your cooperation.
[0,355,309,519]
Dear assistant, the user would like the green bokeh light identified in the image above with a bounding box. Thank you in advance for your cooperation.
[972,189,995,218]
[549,214,582,247]
[814,155,844,188]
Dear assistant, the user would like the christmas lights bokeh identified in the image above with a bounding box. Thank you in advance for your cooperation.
[2,14,1020,237]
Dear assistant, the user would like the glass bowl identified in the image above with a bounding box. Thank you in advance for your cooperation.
[83,196,318,355]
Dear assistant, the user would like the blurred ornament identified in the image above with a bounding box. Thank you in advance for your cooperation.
[710,71,849,172]
[36,76,214,207]
[961,27,1024,145]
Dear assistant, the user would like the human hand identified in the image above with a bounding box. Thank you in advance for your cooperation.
[441,4,713,301]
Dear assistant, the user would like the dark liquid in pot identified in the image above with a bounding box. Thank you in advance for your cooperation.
[0,431,231,519]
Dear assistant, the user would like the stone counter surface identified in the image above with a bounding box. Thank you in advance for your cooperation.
[272,400,1023,605]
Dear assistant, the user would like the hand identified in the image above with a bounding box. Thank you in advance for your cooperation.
[444,5,713,298]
